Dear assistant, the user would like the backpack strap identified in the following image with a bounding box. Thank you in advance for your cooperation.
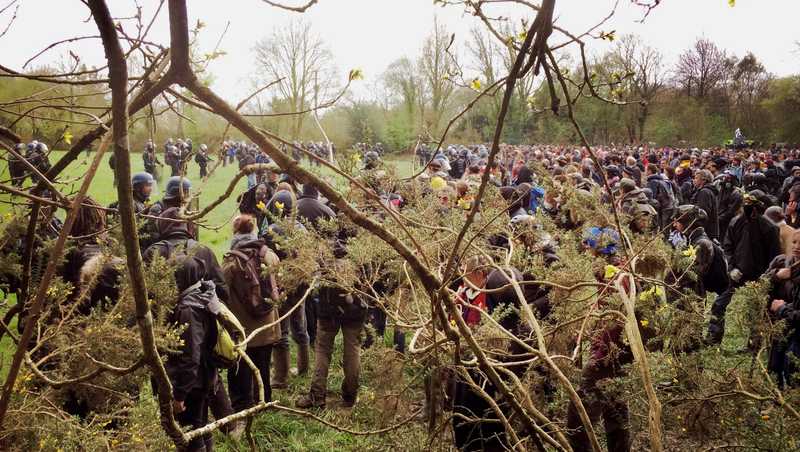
[227,249,252,261]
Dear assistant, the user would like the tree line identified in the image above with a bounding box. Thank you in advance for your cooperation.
[2,20,799,153]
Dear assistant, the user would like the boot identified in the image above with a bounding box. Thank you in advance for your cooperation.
[296,342,310,377]
[271,346,290,389]
[296,393,325,409]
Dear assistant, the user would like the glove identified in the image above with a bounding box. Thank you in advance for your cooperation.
[729,268,743,282]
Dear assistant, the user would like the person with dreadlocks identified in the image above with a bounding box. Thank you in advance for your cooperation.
[708,191,781,345]
[59,196,123,316]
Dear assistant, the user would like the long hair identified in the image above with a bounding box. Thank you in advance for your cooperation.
[71,196,107,238]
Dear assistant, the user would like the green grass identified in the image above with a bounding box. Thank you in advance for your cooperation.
[1,151,415,256]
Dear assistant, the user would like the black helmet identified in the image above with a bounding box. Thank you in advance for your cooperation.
[164,176,192,201]
[132,172,154,187]
[363,151,380,169]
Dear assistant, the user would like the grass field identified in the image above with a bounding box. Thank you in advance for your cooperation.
[2,150,415,256]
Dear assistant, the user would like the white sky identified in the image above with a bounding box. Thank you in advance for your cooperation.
[1,0,798,101]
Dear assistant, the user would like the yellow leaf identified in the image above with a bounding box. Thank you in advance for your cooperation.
[430,176,447,191]
[682,245,697,259]
[728,0,735,6]
[63,130,73,145]
[517,30,527,42]
[274,201,285,210]
[604,264,620,280]
[640,319,649,328]
[256,201,266,211]
[348,69,364,81]
[470,78,482,91]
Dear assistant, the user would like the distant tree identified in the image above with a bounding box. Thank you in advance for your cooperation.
[674,38,734,100]
[729,52,771,137]
[253,20,337,141]
[609,34,666,142]
[418,19,457,136]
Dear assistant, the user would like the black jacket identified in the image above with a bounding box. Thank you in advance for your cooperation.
[485,267,528,334]
[450,157,467,180]
[688,227,729,294]
[166,280,218,402]
[317,284,367,322]
[296,195,335,230]
[724,213,781,282]
[692,184,720,240]
[717,187,743,242]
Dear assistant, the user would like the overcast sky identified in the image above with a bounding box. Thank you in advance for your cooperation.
[2,0,798,100]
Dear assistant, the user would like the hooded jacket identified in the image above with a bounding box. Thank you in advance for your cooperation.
[166,277,218,402]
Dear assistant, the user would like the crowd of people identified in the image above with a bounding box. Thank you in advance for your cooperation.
[7,133,800,451]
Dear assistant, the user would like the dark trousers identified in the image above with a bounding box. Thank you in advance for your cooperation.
[453,371,506,451]
[176,388,213,452]
[566,362,630,452]
[707,281,740,344]
[363,306,405,353]
[228,345,273,410]
[310,316,364,402]
[208,373,233,433]
[306,295,318,345]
